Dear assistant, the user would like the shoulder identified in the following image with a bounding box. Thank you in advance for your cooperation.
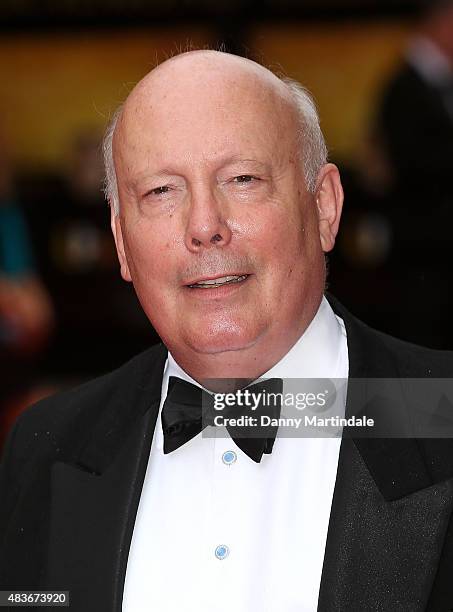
[381,62,427,102]
[328,294,453,378]
[367,325,453,377]
[0,344,167,546]
[0,343,167,469]
[379,62,437,124]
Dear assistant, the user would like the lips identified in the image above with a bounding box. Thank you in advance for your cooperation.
[187,274,249,288]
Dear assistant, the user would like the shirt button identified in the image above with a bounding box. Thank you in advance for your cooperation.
[215,544,230,560]
[222,450,237,465]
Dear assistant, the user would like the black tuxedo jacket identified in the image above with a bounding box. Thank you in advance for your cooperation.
[1,296,453,611]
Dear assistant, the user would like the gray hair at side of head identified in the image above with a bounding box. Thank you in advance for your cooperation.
[102,77,328,215]
[102,105,123,216]
[282,77,328,194]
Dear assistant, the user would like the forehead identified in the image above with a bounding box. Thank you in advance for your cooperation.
[114,57,298,176]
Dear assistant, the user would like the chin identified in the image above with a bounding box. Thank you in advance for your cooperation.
[184,322,260,355]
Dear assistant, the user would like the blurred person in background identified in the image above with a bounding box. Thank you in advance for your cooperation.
[373,0,453,348]
[21,129,153,383]
[0,131,54,449]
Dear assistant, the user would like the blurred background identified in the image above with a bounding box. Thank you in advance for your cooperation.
[1,0,453,449]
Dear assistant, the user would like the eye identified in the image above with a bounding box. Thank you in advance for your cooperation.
[146,185,171,196]
[232,175,258,184]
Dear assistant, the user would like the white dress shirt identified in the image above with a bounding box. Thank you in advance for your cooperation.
[122,296,349,612]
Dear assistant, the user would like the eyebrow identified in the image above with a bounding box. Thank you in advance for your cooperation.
[127,169,178,191]
[218,157,269,169]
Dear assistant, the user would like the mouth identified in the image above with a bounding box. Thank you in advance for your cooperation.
[186,274,250,289]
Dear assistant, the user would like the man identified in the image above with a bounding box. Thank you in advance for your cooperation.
[374,0,453,348]
[378,0,453,193]
[1,50,453,611]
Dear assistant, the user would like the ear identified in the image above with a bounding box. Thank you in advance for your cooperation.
[315,163,344,253]
[110,204,132,282]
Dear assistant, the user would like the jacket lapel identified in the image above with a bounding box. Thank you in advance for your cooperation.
[318,296,453,611]
[45,344,168,612]
[318,437,453,611]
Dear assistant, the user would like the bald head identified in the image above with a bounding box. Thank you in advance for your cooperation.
[103,50,327,214]
[127,50,291,108]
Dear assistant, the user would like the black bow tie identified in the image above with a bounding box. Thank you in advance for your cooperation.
[161,376,283,463]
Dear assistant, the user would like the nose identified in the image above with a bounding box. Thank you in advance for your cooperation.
[184,185,232,252]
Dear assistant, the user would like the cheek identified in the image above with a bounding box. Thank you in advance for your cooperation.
[258,212,321,290]
[257,209,307,259]
[123,218,179,280]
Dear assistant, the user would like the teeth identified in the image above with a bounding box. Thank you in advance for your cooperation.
[189,274,247,288]
[198,275,240,285]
